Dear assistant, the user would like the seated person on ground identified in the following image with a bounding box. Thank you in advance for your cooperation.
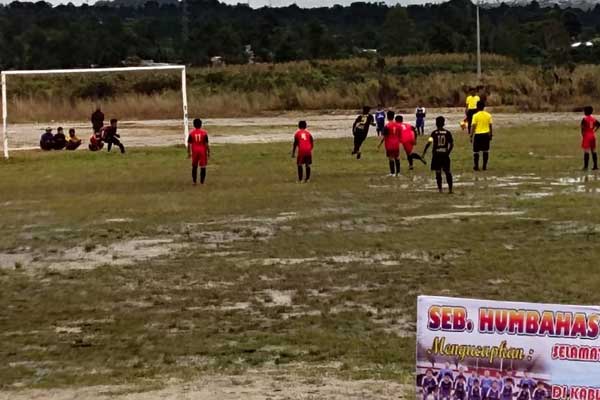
[88,132,104,151]
[53,127,67,150]
[40,127,54,151]
[65,128,82,150]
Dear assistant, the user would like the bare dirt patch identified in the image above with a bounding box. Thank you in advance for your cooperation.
[402,210,525,221]
[0,237,187,270]
[6,110,581,150]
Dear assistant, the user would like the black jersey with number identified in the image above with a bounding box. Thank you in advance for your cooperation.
[429,129,453,154]
[353,114,374,135]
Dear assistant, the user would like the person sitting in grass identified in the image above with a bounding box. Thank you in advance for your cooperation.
[53,126,67,150]
[40,127,54,151]
[65,128,82,150]
[88,131,104,151]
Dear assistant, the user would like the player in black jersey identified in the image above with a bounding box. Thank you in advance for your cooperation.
[532,382,548,400]
[486,381,501,400]
[516,387,531,400]
[422,116,454,194]
[454,376,467,400]
[439,374,454,400]
[421,369,439,399]
[469,379,482,400]
[501,378,515,400]
[352,106,375,159]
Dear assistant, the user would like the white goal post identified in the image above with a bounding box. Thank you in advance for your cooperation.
[1,65,189,159]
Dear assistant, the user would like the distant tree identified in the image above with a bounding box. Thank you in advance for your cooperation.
[562,10,582,38]
[381,6,417,55]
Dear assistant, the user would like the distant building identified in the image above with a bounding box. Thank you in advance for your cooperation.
[210,56,224,67]
[122,56,174,67]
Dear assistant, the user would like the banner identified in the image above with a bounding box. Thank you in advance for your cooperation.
[416,296,600,400]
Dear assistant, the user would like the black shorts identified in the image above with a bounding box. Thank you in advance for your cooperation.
[466,109,477,124]
[473,133,491,152]
[297,153,312,165]
[353,130,368,145]
[431,153,451,171]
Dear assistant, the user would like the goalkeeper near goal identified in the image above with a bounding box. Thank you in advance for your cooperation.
[100,119,126,154]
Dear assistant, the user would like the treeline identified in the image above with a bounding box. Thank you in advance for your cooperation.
[0,0,600,70]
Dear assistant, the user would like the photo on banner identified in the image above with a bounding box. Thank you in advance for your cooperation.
[416,295,600,400]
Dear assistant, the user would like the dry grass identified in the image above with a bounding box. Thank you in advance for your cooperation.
[1,53,599,122]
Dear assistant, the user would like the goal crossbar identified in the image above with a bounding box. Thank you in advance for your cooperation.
[1,65,189,159]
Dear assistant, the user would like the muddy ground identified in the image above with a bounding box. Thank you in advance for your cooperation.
[1,118,598,399]
[4,109,580,149]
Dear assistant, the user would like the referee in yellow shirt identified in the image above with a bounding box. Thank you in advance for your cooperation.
[465,87,480,133]
[470,101,493,171]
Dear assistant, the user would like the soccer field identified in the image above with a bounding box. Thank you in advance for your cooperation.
[1,121,599,399]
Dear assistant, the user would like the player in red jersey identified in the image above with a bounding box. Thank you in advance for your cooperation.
[396,115,426,170]
[187,118,210,185]
[291,120,314,183]
[581,106,600,170]
[88,131,104,151]
[378,110,402,176]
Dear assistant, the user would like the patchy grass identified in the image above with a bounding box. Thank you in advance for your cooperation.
[0,121,599,394]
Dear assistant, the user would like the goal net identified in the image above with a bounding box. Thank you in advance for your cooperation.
[0,65,189,159]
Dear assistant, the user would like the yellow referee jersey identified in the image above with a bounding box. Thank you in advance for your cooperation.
[472,111,492,134]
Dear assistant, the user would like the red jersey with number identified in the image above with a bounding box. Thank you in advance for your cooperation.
[383,122,402,150]
[294,129,313,154]
[188,128,208,154]
[583,115,598,136]
[582,115,599,150]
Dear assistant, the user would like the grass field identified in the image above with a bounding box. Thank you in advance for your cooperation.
[1,121,600,398]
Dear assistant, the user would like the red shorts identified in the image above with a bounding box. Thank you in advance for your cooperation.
[297,152,312,165]
[582,134,596,151]
[192,151,208,167]
[385,147,400,159]
[403,143,414,155]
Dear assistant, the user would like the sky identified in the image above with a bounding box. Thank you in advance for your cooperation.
[0,0,448,8]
